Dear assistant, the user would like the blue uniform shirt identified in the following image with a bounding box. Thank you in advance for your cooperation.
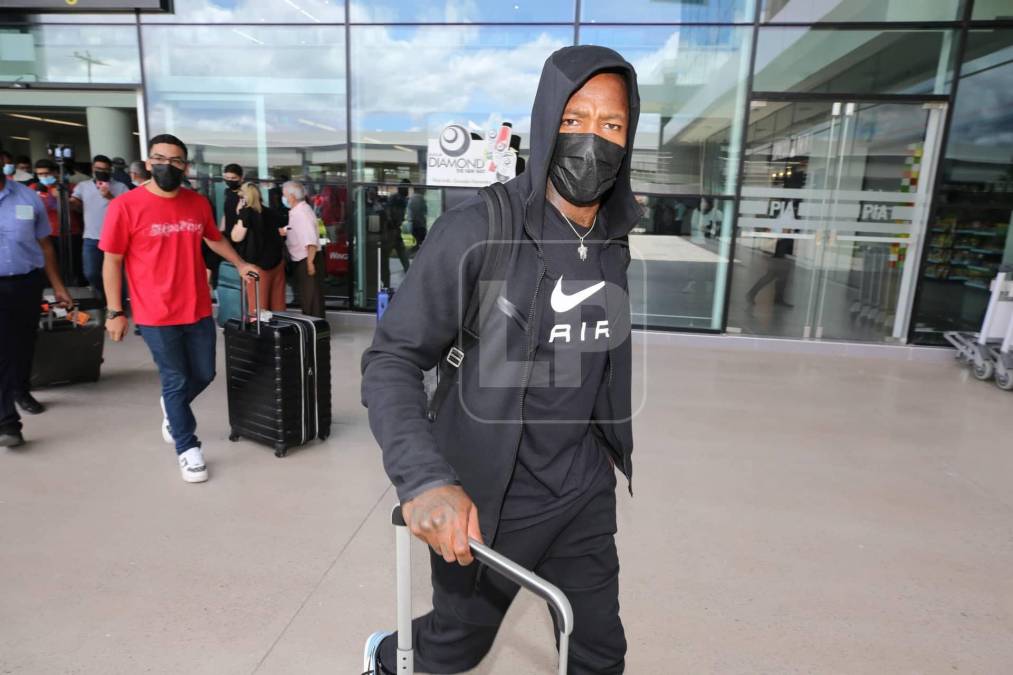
[0,179,50,276]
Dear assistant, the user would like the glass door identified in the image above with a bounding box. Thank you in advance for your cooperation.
[727,99,946,342]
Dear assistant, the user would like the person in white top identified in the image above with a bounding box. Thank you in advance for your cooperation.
[283,181,324,317]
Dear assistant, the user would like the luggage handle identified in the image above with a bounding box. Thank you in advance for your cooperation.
[238,270,262,335]
[40,303,84,330]
[391,505,573,675]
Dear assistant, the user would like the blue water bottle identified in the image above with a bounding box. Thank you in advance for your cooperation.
[377,287,391,319]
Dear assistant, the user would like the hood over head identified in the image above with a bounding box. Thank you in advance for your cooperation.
[519,45,642,243]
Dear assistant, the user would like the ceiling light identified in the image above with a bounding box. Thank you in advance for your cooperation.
[361,136,381,144]
[10,135,30,141]
[392,145,415,153]
[8,113,85,128]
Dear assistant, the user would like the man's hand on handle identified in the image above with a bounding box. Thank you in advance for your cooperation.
[403,485,482,566]
[238,262,261,281]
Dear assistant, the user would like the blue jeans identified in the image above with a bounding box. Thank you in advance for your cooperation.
[138,317,216,454]
[82,238,104,301]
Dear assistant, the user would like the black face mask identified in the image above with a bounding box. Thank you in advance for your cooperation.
[225,179,242,191]
[152,163,184,191]
[93,170,111,182]
[548,132,626,207]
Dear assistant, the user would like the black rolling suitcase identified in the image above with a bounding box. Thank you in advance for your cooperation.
[30,301,105,389]
[224,273,331,457]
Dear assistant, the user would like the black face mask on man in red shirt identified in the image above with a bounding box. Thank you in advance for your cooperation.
[151,163,184,192]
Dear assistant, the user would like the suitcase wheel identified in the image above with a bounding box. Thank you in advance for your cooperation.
[318,431,330,442]
[229,431,240,442]
[274,443,288,458]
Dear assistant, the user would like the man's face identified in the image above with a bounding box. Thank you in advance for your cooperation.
[223,171,242,186]
[35,166,53,181]
[145,143,188,175]
[93,160,111,175]
[17,162,31,174]
[558,72,629,148]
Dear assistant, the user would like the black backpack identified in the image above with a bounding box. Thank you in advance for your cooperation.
[427,181,514,421]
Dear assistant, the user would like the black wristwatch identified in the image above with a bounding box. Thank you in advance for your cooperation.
[106,309,126,320]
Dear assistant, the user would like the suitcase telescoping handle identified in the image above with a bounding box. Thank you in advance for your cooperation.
[391,505,573,675]
[238,270,262,336]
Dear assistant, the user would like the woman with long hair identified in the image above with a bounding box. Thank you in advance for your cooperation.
[231,182,286,312]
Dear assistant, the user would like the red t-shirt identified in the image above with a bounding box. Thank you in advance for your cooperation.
[99,186,222,326]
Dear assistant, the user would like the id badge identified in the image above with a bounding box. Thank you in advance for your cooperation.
[16,204,34,220]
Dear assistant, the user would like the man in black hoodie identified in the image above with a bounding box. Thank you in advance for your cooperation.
[361,45,641,674]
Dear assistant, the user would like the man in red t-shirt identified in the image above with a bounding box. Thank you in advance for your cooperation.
[100,134,259,484]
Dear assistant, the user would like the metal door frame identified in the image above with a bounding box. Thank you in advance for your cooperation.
[735,93,948,342]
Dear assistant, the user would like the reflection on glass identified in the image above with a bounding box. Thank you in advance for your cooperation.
[350,25,570,183]
[628,195,733,329]
[0,25,140,84]
[143,0,345,23]
[972,0,1013,20]
[143,25,346,182]
[760,0,962,23]
[729,100,936,342]
[581,0,751,23]
[912,30,1013,344]
[349,0,573,22]
[353,184,445,308]
[17,12,137,23]
[582,26,752,196]
[753,28,956,95]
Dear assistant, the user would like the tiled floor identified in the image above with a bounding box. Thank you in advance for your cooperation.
[2,319,1011,674]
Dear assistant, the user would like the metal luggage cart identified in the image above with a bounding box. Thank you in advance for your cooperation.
[388,505,573,675]
[944,268,1013,388]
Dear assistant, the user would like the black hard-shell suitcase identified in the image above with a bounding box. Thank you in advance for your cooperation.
[30,302,104,389]
[224,273,331,457]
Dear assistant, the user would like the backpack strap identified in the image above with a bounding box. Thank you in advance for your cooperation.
[427,182,513,421]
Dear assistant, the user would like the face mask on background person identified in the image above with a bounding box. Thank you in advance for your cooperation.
[281,195,291,209]
[40,176,58,187]
[548,132,626,206]
[224,179,242,191]
[2,163,14,176]
[151,163,184,191]
[94,170,111,182]
[14,168,33,182]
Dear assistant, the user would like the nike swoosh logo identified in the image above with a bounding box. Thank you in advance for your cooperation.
[550,277,605,313]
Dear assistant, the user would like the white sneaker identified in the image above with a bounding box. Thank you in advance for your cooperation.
[362,630,393,674]
[159,396,173,444]
[178,447,208,483]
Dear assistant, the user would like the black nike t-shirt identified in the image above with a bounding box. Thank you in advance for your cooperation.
[499,203,614,532]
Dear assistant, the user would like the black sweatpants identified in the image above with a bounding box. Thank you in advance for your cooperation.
[379,474,626,674]
[0,270,43,434]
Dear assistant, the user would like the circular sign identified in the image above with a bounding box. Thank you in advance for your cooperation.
[439,125,470,158]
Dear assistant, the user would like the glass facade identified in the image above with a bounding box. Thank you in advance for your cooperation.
[910,28,1013,344]
[3,0,1012,346]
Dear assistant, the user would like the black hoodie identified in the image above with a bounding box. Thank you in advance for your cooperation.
[361,45,641,544]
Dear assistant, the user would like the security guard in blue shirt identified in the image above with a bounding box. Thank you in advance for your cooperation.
[0,162,72,448]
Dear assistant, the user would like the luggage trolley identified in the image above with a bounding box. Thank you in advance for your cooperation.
[944,267,1013,388]
[389,505,573,675]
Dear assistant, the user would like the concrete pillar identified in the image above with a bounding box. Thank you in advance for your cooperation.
[85,107,134,162]
[29,129,52,165]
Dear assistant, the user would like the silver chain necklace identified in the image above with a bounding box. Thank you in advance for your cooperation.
[560,212,597,261]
